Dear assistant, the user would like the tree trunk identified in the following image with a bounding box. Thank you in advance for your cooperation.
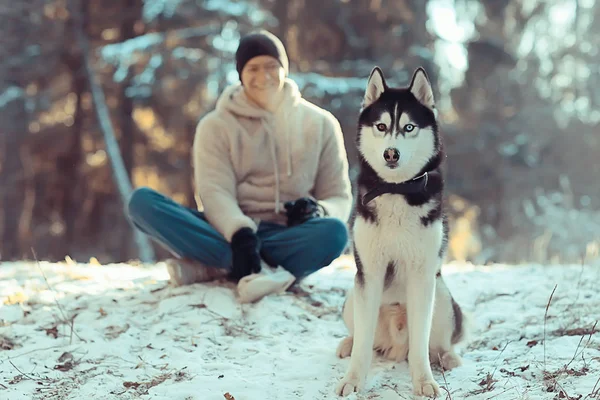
[0,89,28,260]
[117,0,141,260]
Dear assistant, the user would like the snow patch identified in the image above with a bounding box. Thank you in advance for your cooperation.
[1,257,599,399]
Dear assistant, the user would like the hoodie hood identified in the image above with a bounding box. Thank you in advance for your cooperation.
[215,78,301,118]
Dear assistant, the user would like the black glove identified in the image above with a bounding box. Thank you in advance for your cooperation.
[284,197,326,227]
[230,227,262,280]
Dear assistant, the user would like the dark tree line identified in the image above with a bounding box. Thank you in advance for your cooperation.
[1,0,598,264]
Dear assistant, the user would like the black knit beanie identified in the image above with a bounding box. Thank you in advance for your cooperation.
[235,30,289,83]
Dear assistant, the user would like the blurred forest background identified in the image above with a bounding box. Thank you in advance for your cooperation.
[1,0,599,265]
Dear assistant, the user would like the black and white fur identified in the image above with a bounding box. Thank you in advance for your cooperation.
[335,67,467,397]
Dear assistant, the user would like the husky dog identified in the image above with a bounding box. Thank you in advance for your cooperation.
[335,67,467,397]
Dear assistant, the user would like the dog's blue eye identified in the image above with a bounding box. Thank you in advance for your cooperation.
[376,123,387,132]
[404,124,416,132]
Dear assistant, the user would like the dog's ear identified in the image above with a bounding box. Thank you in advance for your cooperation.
[363,66,386,109]
[409,67,435,113]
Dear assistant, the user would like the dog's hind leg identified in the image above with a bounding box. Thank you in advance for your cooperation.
[335,253,384,396]
[429,274,467,371]
[336,287,355,359]
[406,263,440,398]
[336,336,353,358]
[383,304,409,362]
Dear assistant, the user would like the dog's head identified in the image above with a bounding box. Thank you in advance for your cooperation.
[357,66,441,183]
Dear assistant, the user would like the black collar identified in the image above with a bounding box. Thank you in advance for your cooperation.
[361,171,434,206]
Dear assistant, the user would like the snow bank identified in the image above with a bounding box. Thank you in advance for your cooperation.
[1,257,599,399]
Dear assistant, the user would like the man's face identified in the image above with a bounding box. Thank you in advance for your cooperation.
[241,55,285,109]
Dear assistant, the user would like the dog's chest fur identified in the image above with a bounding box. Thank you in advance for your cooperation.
[355,194,442,264]
[353,191,443,301]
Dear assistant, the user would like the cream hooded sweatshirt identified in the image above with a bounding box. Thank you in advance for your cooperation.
[192,78,352,241]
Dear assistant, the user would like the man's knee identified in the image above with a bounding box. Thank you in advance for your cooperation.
[317,218,349,255]
[127,186,157,221]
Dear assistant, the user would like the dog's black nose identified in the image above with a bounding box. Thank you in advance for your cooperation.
[383,148,400,163]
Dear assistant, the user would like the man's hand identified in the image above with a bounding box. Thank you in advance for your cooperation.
[230,227,262,280]
[284,197,326,227]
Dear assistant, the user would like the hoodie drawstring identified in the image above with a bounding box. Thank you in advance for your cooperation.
[285,118,292,177]
[216,80,302,216]
[264,120,281,214]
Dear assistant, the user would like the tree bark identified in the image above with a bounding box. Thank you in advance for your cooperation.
[71,0,155,263]
[0,89,28,260]
[117,0,142,260]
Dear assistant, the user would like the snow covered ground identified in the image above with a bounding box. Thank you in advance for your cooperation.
[1,256,599,400]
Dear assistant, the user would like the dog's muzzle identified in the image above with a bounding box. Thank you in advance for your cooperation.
[383,147,400,167]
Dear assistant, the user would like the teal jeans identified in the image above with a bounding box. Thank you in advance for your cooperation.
[126,187,349,279]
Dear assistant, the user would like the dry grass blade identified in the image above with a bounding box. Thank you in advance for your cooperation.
[32,248,85,344]
[4,345,65,361]
[485,386,520,399]
[467,341,511,396]
[490,340,512,378]
[568,255,586,311]
[544,284,558,370]
[566,321,598,370]
[467,372,497,395]
[437,353,453,400]
[9,360,49,382]
[381,383,409,398]
[585,376,600,399]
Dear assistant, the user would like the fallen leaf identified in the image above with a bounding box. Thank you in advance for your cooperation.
[174,369,188,382]
[57,352,73,363]
[224,393,235,400]
[55,352,75,372]
[99,308,107,317]
[0,336,16,350]
[105,324,130,339]
[526,340,538,347]
[560,326,598,336]
[123,381,141,389]
[9,375,24,385]
[45,326,59,339]
[54,361,74,372]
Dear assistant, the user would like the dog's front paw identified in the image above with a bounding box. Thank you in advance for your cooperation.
[336,337,353,358]
[413,378,440,398]
[335,371,365,397]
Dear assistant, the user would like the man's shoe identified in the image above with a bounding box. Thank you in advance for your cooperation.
[165,258,227,287]
[236,261,296,303]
